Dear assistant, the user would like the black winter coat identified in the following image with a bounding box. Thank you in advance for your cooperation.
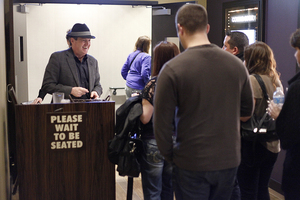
[276,71,300,195]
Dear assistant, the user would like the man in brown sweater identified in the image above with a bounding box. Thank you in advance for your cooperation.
[154,4,254,200]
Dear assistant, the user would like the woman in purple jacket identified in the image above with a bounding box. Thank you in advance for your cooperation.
[121,36,151,98]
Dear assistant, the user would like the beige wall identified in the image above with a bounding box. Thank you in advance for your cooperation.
[14,4,152,106]
[13,0,206,105]
[0,0,8,199]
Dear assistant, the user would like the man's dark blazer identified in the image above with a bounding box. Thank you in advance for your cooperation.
[41,48,102,99]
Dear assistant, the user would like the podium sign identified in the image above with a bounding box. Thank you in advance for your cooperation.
[47,112,86,150]
[15,102,115,200]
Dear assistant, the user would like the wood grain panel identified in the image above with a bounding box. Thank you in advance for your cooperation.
[15,102,115,200]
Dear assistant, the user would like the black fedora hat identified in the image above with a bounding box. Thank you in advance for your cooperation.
[67,23,95,39]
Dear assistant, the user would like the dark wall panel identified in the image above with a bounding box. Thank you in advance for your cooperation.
[207,0,233,47]
[152,1,195,53]
[208,0,299,87]
[265,0,298,89]
[264,0,298,191]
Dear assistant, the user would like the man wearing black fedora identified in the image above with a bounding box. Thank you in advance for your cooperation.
[38,23,102,101]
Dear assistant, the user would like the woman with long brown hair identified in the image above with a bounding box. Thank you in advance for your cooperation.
[139,41,179,200]
[238,41,283,200]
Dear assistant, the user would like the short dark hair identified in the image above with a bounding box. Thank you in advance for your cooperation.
[152,41,180,76]
[226,31,249,53]
[290,29,300,49]
[135,36,151,53]
[175,4,208,34]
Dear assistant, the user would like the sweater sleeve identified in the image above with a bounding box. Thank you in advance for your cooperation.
[153,65,176,162]
[240,71,254,117]
[38,89,47,100]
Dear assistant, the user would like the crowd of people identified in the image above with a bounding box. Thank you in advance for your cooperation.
[32,3,300,200]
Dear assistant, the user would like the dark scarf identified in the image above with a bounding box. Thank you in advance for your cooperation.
[236,52,244,62]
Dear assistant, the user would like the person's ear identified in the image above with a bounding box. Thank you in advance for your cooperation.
[206,24,210,34]
[177,24,183,35]
[70,38,75,44]
[232,46,239,55]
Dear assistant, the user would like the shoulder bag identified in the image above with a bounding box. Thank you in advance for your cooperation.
[240,74,279,142]
[108,95,144,177]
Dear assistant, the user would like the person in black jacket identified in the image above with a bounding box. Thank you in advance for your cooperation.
[268,28,300,200]
[222,31,249,200]
[222,31,249,61]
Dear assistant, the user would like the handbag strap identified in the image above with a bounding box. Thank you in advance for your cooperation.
[256,112,269,131]
[252,74,271,131]
[129,52,142,67]
[253,74,270,101]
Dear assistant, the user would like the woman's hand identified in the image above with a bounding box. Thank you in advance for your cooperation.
[267,100,281,120]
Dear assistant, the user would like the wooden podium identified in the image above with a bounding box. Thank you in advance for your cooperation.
[15,102,115,200]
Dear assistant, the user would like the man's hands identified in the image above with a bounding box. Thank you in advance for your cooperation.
[90,91,99,99]
[71,87,99,99]
[32,97,43,104]
[71,87,89,97]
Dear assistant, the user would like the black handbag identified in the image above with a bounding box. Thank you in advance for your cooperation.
[116,131,143,177]
[240,74,279,142]
[108,95,144,177]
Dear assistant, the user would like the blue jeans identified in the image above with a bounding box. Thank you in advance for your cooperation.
[237,139,278,200]
[140,139,173,200]
[230,177,241,200]
[173,165,237,200]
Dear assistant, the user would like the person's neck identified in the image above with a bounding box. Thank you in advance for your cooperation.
[76,55,85,62]
[185,33,211,49]
[74,52,85,62]
[71,48,85,62]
